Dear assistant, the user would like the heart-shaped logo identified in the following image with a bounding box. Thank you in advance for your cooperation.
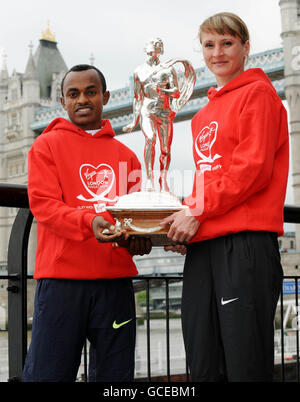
[195,121,221,165]
[77,163,118,203]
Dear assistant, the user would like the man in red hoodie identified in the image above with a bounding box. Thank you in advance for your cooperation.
[22,64,151,382]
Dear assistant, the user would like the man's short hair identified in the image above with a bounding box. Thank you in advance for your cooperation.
[61,64,107,96]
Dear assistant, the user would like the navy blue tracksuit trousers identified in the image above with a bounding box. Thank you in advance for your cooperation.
[22,277,136,382]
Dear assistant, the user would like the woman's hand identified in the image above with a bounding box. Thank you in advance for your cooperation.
[160,208,200,244]
[164,244,187,255]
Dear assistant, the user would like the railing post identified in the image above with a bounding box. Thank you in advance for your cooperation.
[146,279,151,381]
[165,278,170,381]
[7,208,33,381]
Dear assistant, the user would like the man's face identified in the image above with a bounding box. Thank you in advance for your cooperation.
[61,69,110,130]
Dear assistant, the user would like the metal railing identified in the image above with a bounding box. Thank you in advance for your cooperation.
[0,183,300,382]
[279,276,299,382]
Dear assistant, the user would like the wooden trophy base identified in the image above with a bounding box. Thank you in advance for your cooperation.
[106,206,187,246]
[106,191,188,246]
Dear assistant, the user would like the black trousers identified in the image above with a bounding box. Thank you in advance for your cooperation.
[182,231,283,382]
[22,277,136,382]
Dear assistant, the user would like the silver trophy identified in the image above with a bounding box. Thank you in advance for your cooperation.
[107,38,196,245]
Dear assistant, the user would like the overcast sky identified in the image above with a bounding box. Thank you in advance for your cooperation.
[1,0,283,90]
[0,0,295,220]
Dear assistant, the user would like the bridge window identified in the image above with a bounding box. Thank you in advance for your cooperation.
[11,113,17,126]
[11,89,17,101]
[47,85,51,98]
[56,87,61,103]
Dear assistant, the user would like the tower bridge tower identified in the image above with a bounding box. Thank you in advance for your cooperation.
[0,23,68,273]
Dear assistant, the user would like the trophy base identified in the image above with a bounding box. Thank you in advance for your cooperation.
[106,191,187,246]
[107,207,187,246]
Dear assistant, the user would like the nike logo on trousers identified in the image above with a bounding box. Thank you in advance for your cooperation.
[112,319,132,329]
[221,297,239,306]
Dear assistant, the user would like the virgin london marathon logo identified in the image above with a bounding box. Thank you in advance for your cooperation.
[77,163,118,204]
[195,121,222,173]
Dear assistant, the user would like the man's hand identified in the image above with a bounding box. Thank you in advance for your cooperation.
[160,208,200,244]
[92,216,129,243]
[164,245,187,255]
[92,217,152,255]
[118,236,152,256]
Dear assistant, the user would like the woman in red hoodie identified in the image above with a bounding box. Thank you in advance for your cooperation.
[161,12,289,381]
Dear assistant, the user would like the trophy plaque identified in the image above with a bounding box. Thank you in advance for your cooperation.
[106,38,196,246]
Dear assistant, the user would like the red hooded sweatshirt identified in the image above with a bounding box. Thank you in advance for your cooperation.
[28,118,141,279]
[184,68,289,242]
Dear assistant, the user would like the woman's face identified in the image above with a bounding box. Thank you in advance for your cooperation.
[201,31,250,87]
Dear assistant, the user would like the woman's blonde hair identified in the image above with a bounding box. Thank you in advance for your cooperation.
[199,12,250,44]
